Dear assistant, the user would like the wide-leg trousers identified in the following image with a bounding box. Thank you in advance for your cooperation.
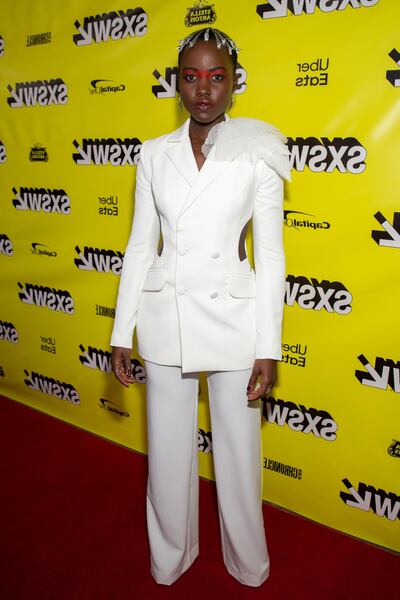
[144,360,270,587]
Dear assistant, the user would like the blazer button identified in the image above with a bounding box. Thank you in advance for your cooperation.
[211,251,220,259]
[210,292,218,299]
[178,247,188,255]
[177,285,185,295]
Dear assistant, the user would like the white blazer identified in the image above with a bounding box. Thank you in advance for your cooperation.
[110,113,291,373]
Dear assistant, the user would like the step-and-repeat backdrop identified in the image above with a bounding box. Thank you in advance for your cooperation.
[1,0,399,551]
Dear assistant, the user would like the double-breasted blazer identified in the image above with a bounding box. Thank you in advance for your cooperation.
[110,113,291,373]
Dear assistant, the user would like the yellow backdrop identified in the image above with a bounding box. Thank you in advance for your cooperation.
[1,0,399,552]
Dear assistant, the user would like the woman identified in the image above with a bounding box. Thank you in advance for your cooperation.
[110,27,291,587]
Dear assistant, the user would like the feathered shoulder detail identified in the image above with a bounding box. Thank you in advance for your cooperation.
[201,117,291,181]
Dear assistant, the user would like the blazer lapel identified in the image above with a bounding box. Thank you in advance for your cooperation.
[165,114,233,218]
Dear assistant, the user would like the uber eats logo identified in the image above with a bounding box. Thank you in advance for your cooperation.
[12,187,71,214]
[287,137,366,173]
[24,370,80,404]
[74,246,124,274]
[285,275,352,314]
[72,138,141,166]
[263,397,338,441]
[18,283,74,314]
[7,78,67,108]
[73,7,148,46]
[256,0,379,19]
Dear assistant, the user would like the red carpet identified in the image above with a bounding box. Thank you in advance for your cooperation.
[1,395,399,600]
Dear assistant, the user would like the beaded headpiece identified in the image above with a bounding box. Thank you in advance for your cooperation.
[177,27,240,56]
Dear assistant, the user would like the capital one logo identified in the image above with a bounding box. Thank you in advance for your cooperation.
[152,64,247,99]
[73,7,147,46]
[256,0,379,19]
[287,137,366,173]
[386,49,400,87]
[355,355,400,393]
[7,79,67,108]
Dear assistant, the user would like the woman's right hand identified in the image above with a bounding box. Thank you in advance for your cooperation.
[111,346,135,387]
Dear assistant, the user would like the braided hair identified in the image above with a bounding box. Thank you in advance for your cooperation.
[177,27,239,73]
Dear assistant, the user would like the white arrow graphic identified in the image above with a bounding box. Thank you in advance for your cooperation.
[258,0,287,19]
[74,246,94,270]
[79,345,97,369]
[340,479,371,512]
[7,84,23,108]
[72,141,91,165]
[73,21,93,46]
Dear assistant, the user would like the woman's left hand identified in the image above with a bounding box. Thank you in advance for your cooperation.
[247,358,277,401]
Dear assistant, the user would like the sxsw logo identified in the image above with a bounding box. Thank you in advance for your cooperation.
[152,63,247,99]
[24,369,80,404]
[198,429,213,453]
[0,320,18,343]
[72,138,141,166]
[287,137,366,173]
[12,187,71,213]
[0,141,5,163]
[355,354,400,393]
[73,7,148,45]
[371,211,400,248]
[285,275,352,314]
[0,234,13,256]
[79,344,146,381]
[256,0,379,19]
[74,246,124,274]
[7,79,67,108]
[18,282,74,314]
[263,397,338,441]
[340,478,400,522]
[386,49,400,87]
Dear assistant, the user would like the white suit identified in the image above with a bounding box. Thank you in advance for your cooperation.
[110,114,291,586]
[110,113,291,372]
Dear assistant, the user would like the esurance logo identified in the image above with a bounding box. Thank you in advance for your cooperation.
[74,246,124,274]
[256,0,379,19]
[340,478,400,522]
[372,211,400,248]
[7,79,67,108]
[263,397,338,441]
[287,137,366,173]
[24,369,80,404]
[0,141,5,163]
[12,187,71,213]
[285,275,352,314]
[355,354,400,393]
[0,234,13,256]
[18,283,74,314]
[0,320,18,343]
[73,7,148,46]
[72,138,141,165]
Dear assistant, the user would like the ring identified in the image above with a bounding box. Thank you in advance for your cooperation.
[115,368,120,375]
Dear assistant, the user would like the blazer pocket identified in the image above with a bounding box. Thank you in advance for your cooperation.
[142,268,167,292]
[227,274,256,298]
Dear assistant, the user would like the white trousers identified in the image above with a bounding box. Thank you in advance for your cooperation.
[144,360,270,587]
